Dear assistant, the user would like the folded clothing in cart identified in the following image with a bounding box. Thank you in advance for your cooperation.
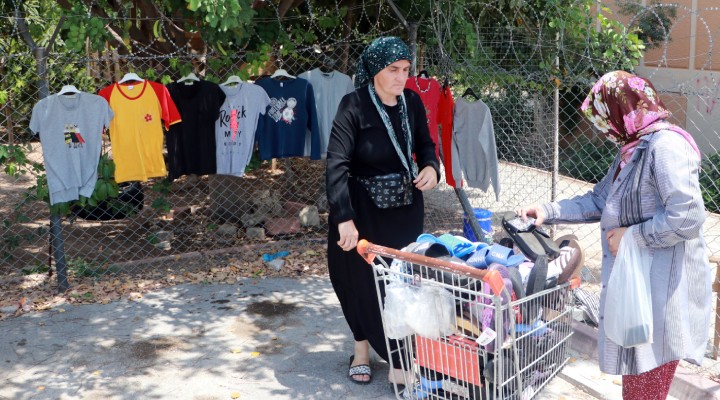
[416,233,488,258]
[402,241,476,288]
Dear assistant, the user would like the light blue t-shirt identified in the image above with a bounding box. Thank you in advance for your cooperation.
[215,83,270,176]
[29,92,113,205]
[298,68,354,158]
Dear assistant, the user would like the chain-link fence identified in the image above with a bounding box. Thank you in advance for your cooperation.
[2,0,720,375]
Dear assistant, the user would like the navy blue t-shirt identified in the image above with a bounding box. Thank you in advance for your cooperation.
[255,77,320,160]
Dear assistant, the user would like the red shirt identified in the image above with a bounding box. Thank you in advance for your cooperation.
[438,85,459,187]
[405,77,442,160]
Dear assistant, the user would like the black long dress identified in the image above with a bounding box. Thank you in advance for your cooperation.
[326,87,439,367]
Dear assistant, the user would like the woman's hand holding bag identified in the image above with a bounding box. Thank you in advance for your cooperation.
[604,227,654,348]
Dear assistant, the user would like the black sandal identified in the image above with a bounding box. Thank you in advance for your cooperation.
[348,355,372,385]
[501,212,546,261]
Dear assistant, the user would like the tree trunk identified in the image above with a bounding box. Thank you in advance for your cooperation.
[339,0,358,74]
[1,64,14,144]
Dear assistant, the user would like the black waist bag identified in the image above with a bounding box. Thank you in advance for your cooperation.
[355,172,413,209]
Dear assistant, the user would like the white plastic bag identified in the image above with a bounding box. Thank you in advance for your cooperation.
[604,228,653,348]
[406,284,455,339]
[383,282,455,340]
[383,282,415,339]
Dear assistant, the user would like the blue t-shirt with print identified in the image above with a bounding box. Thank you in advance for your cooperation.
[255,77,320,160]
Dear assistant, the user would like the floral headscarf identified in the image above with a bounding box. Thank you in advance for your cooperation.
[581,70,700,166]
[354,36,411,89]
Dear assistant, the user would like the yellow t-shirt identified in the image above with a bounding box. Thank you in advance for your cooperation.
[99,81,181,183]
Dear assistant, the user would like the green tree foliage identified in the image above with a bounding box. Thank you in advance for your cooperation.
[414,1,646,170]
[426,0,644,86]
[559,135,617,183]
[49,0,364,76]
[617,0,677,49]
[700,152,720,214]
[1,0,67,142]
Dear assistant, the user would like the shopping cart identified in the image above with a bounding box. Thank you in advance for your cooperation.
[357,240,579,400]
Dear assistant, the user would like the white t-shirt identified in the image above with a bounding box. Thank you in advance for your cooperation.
[215,83,271,176]
[298,69,354,158]
[29,92,113,205]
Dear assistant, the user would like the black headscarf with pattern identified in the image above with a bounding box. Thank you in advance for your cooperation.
[354,36,411,89]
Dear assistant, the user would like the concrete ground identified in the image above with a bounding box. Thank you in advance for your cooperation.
[0,276,711,400]
[1,276,593,400]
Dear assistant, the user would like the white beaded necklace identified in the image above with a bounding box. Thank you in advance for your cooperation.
[414,76,431,93]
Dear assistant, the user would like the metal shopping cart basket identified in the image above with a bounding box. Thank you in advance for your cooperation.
[357,240,580,400]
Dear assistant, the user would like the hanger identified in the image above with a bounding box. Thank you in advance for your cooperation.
[118,72,144,84]
[319,55,337,73]
[271,68,295,80]
[318,64,334,74]
[57,85,80,95]
[462,87,479,101]
[221,75,243,86]
[417,70,429,79]
[177,72,200,83]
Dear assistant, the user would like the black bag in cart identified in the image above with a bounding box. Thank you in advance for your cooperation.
[501,212,560,261]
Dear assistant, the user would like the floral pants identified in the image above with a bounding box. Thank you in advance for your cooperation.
[622,360,679,399]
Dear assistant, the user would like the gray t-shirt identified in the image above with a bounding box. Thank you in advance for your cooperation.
[215,83,271,176]
[29,93,113,205]
[298,69,354,158]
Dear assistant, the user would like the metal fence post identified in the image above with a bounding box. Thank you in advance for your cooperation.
[33,45,70,292]
[551,33,560,204]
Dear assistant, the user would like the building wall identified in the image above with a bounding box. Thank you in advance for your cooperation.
[602,1,720,155]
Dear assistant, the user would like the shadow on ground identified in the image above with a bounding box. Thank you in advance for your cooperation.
[0,277,400,400]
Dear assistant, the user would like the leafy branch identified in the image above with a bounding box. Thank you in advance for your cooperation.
[617,0,677,50]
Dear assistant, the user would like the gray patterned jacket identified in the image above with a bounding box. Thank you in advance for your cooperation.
[542,130,712,375]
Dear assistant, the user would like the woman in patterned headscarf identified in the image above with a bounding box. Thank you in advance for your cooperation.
[518,70,711,399]
[326,36,439,388]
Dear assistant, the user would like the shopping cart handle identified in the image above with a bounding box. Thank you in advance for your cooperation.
[569,275,582,289]
[356,239,506,295]
[356,239,375,264]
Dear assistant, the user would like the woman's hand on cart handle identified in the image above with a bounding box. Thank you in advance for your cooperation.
[337,220,359,251]
[414,166,438,191]
[516,205,546,226]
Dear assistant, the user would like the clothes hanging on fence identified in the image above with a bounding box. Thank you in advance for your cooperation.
[298,68,354,158]
[405,76,442,159]
[29,92,113,205]
[98,80,181,183]
[166,80,226,180]
[215,83,271,176]
[451,97,500,200]
[255,77,321,160]
[437,84,458,187]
